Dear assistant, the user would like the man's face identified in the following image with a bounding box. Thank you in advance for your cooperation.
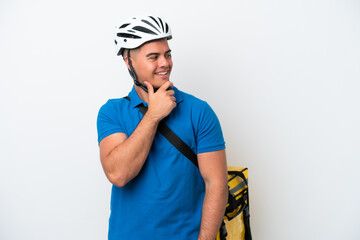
[129,39,173,89]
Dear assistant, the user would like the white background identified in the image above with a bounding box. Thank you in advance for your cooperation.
[1,0,359,239]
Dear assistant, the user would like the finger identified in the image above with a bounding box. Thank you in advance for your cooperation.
[144,81,154,95]
[159,81,173,91]
[167,90,175,96]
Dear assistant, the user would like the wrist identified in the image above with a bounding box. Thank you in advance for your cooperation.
[143,111,162,124]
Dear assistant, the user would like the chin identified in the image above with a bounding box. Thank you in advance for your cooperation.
[153,79,170,88]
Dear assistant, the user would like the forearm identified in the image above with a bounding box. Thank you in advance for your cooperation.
[198,182,228,240]
[104,114,160,187]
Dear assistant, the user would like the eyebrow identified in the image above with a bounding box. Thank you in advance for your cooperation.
[145,49,171,57]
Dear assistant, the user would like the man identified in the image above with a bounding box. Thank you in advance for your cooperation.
[97,15,228,240]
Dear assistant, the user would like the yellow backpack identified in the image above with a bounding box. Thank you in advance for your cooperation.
[216,167,252,240]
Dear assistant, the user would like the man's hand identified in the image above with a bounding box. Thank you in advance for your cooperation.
[144,81,177,122]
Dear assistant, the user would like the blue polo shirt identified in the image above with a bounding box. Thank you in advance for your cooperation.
[97,86,225,240]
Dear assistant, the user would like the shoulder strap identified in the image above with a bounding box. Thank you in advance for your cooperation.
[124,96,198,168]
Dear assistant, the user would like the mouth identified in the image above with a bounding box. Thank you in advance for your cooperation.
[155,71,170,79]
[155,71,169,76]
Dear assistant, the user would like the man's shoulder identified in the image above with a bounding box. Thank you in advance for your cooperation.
[99,97,130,114]
[176,89,220,123]
[177,88,207,107]
[103,97,129,106]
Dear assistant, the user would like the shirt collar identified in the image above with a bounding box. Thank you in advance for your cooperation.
[127,85,184,109]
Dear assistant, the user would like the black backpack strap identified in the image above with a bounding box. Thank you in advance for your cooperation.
[219,220,228,240]
[244,205,252,240]
[157,122,198,168]
[124,96,198,168]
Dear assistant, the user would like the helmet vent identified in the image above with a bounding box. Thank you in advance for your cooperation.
[117,33,141,39]
[158,17,164,31]
[165,23,169,33]
[149,16,160,28]
[119,23,130,29]
[141,19,161,33]
[133,26,157,35]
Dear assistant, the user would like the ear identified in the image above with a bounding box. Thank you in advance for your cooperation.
[123,49,135,70]
[123,49,130,70]
[123,54,130,70]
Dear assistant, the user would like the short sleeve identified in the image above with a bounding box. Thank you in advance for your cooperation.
[195,102,225,154]
[97,100,125,144]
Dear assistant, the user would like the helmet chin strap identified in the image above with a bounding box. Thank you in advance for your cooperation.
[127,50,148,93]
[127,50,159,93]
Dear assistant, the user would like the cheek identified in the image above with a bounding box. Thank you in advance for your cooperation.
[168,60,173,69]
[136,62,154,74]
[145,63,157,74]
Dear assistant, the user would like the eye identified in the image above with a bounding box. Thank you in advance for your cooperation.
[165,53,172,59]
[149,55,158,60]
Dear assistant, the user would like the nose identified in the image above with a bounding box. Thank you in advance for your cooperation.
[158,55,171,68]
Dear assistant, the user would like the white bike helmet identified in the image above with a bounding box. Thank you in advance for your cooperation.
[115,15,172,56]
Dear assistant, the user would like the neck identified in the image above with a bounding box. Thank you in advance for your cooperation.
[134,85,149,103]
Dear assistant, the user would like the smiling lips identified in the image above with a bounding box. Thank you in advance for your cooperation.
[156,71,168,75]
[155,71,170,78]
